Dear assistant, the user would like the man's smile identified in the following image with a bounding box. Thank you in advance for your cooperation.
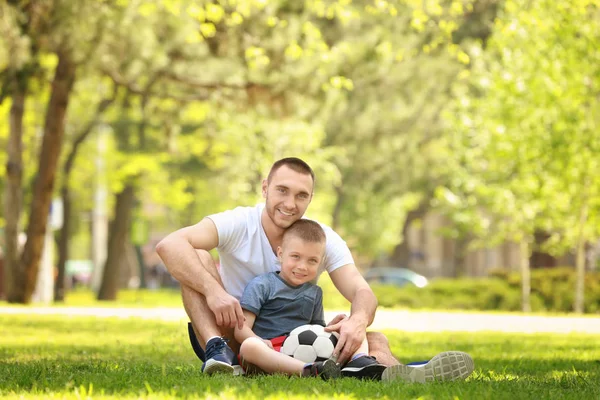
[278,209,295,216]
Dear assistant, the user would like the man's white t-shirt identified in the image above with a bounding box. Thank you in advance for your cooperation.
[207,203,354,300]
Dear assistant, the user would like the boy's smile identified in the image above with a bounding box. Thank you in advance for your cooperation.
[277,237,325,286]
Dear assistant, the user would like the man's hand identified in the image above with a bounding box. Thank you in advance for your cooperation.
[206,288,245,330]
[325,315,367,365]
[326,313,348,328]
[262,339,274,349]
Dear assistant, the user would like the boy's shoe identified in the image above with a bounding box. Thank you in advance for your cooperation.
[302,359,341,380]
[341,356,387,380]
[202,337,236,375]
[382,351,474,383]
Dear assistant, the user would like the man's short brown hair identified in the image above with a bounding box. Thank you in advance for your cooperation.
[267,157,315,185]
[283,219,326,246]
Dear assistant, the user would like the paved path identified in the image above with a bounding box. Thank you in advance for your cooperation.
[2,306,599,334]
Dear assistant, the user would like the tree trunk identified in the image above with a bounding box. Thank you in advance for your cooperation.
[453,237,469,277]
[97,183,135,300]
[4,85,25,303]
[55,90,116,302]
[387,202,429,267]
[18,50,76,303]
[54,186,71,302]
[574,198,589,314]
[519,240,532,313]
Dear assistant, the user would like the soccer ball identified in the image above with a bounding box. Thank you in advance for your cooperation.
[281,324,339,363]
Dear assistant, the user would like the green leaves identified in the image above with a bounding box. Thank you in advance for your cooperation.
[440,0,600,256]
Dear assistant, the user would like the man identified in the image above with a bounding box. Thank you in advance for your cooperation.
[156,157,474,381]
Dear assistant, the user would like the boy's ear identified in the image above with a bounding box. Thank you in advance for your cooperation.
[276,246,282,260]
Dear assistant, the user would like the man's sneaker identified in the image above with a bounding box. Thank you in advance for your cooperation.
[382,351,474,383]
[341,355,387,380]
[302,359,341,380]
[202,337,236,375]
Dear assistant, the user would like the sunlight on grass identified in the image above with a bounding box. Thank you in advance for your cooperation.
[1,315,599,399]
[61,288,184,308]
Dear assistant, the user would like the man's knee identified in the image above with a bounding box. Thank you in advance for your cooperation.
[367,331,389,350]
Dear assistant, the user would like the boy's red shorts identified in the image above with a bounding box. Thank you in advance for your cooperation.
[269,335,288,352]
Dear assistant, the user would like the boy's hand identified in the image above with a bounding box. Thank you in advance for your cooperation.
[262,339,274,349]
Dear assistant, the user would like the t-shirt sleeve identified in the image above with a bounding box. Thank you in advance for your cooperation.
[239,275,269,316]
[206,207,249,253]
[310,286,326,326]
[323,228,355,273]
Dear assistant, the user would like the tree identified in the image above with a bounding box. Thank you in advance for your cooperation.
[439,0,600,312]
[1,1,118,303]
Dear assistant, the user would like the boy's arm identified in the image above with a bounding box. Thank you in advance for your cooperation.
[234,310,259,343]
[235,310,274,349]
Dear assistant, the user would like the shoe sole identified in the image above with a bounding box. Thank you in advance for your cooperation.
[321,359,342,380]
[382,351,474,383]
[203,359,235,375]
[342,364,387,380]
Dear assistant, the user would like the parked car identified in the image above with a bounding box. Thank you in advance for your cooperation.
[363,267,428,288]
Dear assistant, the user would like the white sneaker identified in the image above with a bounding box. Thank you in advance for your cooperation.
[382,351,474,383]
[233,365,245,376]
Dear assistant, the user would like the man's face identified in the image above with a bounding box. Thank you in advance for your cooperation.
[263,165,313,229]
[277,236,324,286]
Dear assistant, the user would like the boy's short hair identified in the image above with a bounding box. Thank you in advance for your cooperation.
[283,219,326,246]
[268,157,315,185]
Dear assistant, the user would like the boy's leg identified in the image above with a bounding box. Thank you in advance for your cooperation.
[239,337,340,379]
[240,337,306,375]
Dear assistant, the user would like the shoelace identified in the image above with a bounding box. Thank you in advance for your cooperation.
[205,338,229,360]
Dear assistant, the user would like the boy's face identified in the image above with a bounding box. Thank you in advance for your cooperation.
[277,236,325,286]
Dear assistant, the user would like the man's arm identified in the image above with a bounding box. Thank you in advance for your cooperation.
[325,263,378,364]
[156,218,244,329]
[329,264,377,326]
[156,218,219,294]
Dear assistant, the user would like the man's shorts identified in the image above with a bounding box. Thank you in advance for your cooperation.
[187,322,288,361]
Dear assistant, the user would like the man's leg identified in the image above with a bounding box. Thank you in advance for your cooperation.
[181,250,238,373]
[366,332,475,383]
[382,351,474,383]
[367,332,401,367]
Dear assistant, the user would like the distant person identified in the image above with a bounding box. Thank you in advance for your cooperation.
[234,219,386,379]
[156,157,473,382]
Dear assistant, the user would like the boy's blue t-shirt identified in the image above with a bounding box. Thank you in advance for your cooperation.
[240,272,325,339]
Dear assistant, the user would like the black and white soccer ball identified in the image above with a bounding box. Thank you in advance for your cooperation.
[281,324,339,363]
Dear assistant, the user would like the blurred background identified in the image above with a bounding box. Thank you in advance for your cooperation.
[1,0,599,314]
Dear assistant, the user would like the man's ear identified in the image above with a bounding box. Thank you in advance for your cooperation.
[262,179,268,198]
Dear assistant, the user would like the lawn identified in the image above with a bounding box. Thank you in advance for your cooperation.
[0,314,598,399]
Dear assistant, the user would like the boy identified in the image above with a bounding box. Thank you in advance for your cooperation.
[233,219,387,379]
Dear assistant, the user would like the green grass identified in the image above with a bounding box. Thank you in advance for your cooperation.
[0,315,598,399]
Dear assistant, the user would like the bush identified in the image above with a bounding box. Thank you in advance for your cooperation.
[371,267,600,313]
